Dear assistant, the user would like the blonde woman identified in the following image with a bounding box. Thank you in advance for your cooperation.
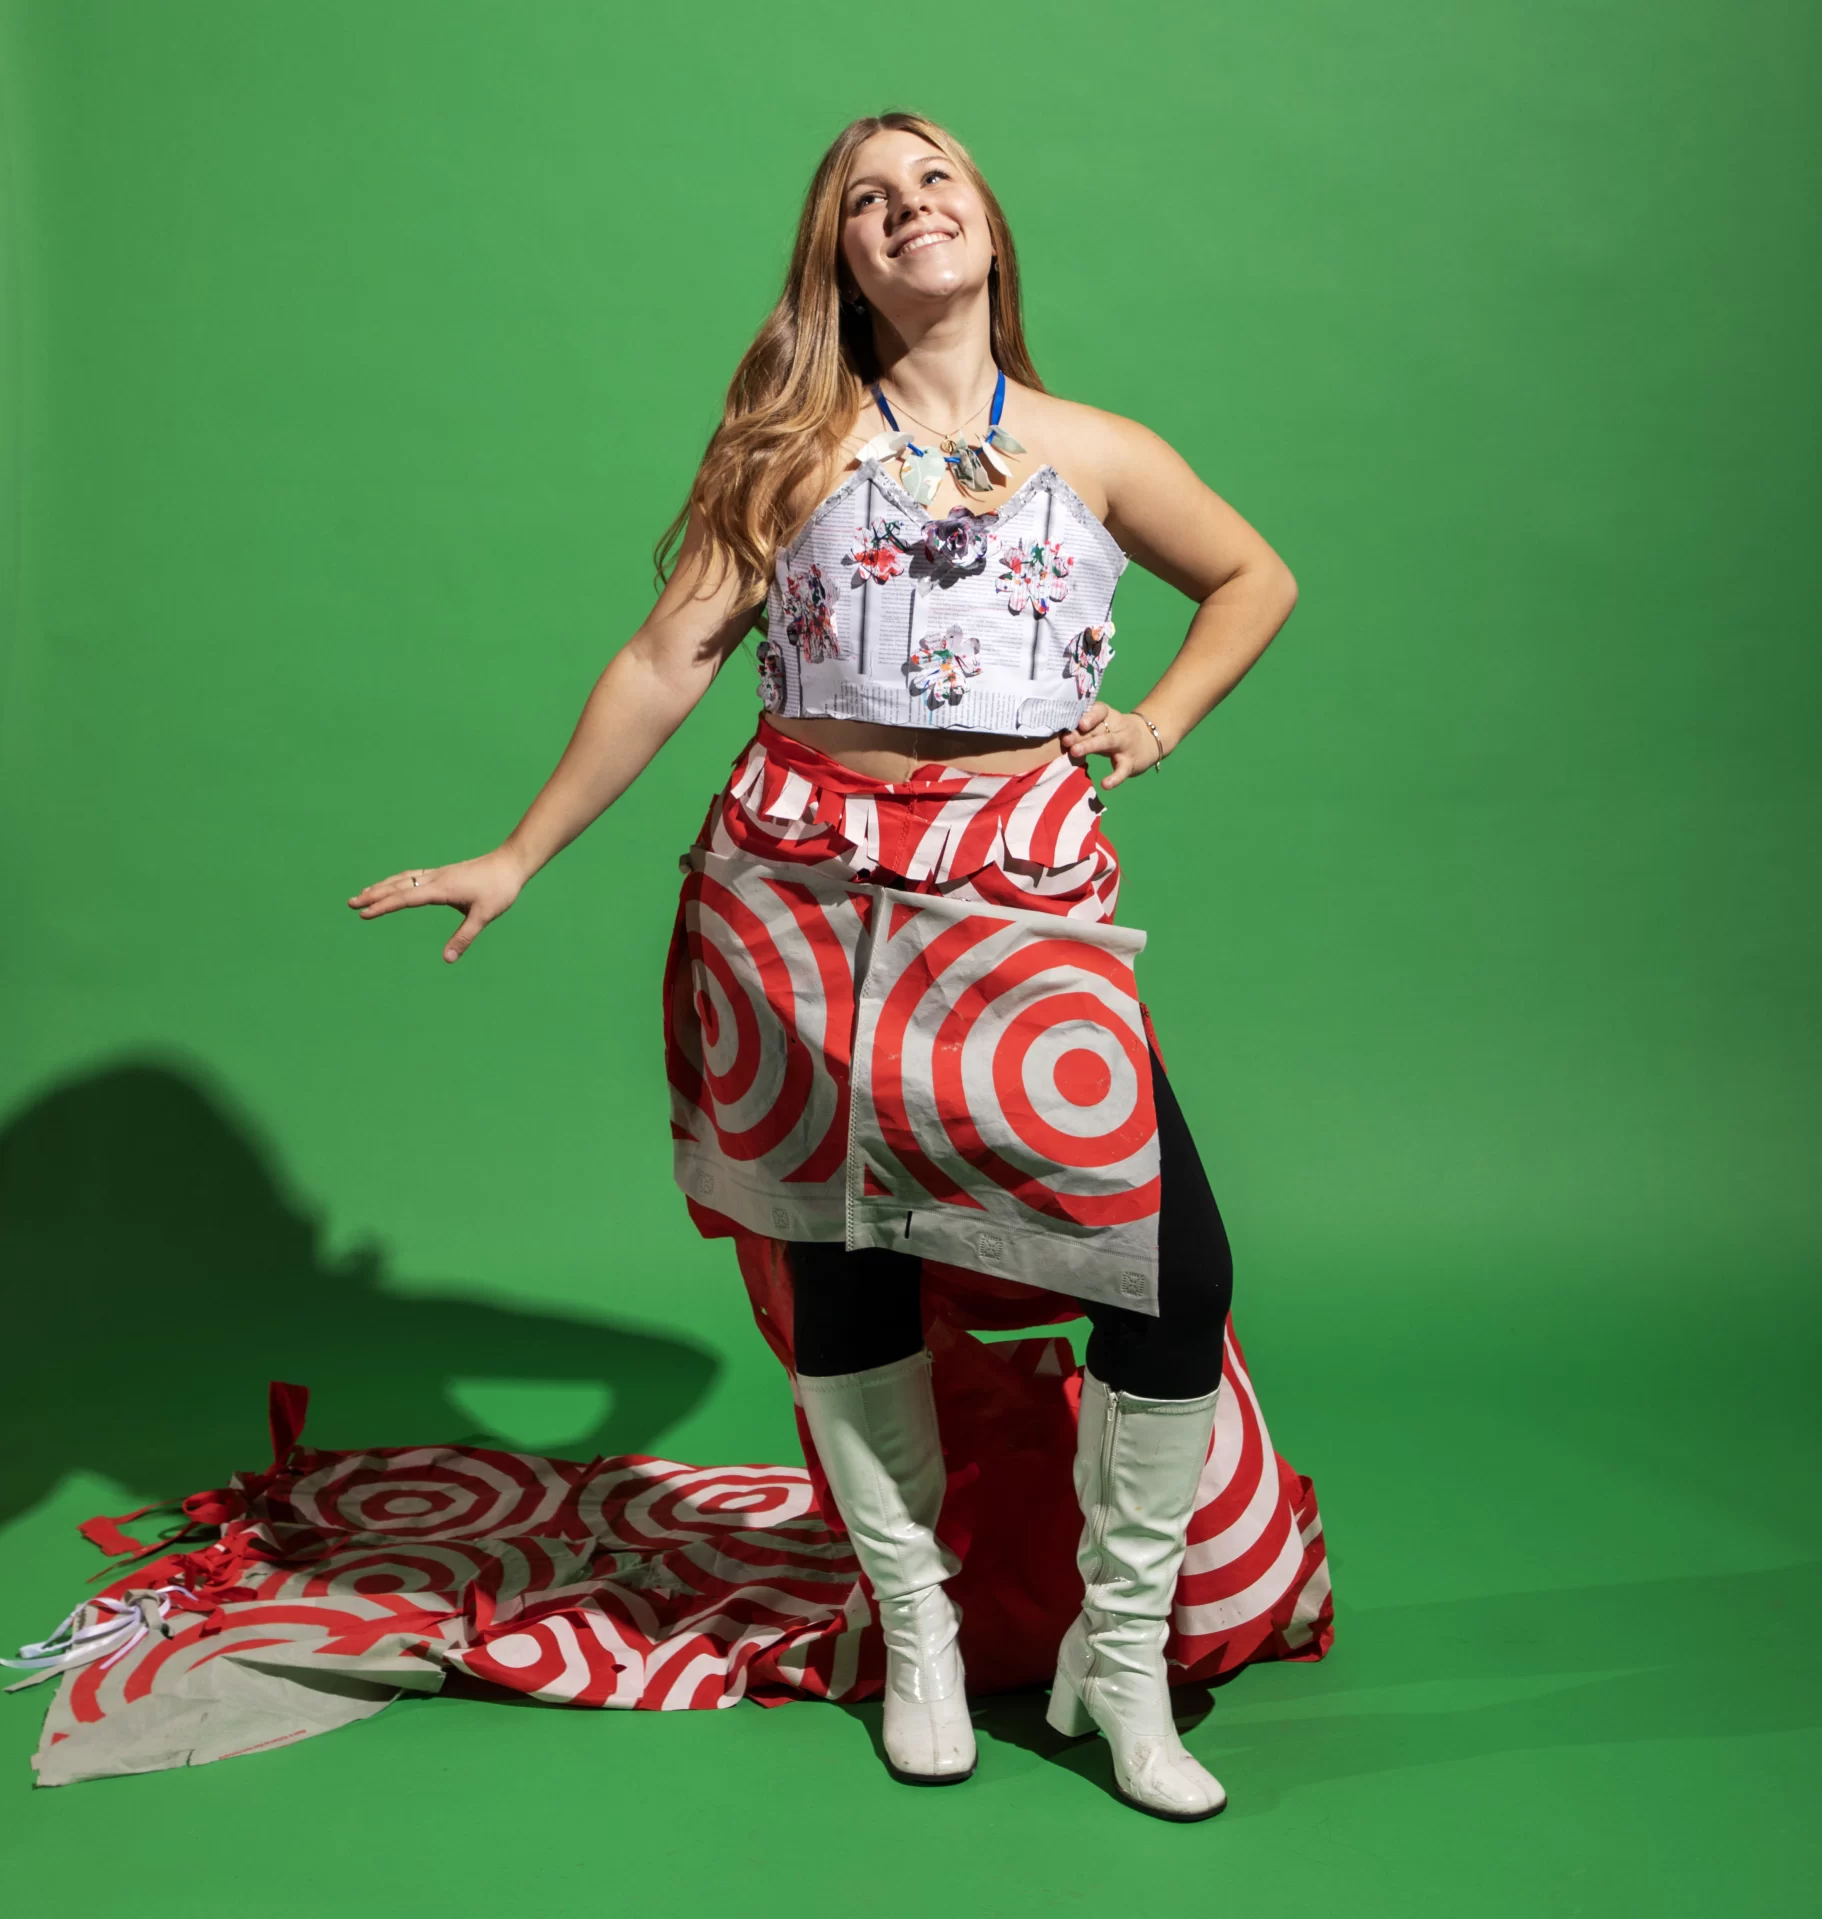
[350,111,1300,1821]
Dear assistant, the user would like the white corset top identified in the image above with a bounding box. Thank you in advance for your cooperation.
[757,457,1129,737]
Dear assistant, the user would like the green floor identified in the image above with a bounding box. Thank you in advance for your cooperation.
[3,1232,1814,1916]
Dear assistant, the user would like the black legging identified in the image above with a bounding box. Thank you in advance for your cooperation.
[791,1045,1232,1398]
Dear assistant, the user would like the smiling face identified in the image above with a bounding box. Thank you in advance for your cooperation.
[839,128,996,321]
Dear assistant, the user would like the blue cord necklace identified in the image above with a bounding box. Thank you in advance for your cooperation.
[856,368,1027,506]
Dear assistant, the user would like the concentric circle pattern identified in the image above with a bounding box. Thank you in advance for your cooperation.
[576,1460,819,1550]
[665,846,1163,1299]
[666,853,866,1205]
[32,1346,1328,1785]
[281,1446,576,1540]
[846,890,1163,1293]
[662,735,1134,1260]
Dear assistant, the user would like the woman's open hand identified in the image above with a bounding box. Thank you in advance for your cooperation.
[1059,702,1167,790]
[346,847,529,964]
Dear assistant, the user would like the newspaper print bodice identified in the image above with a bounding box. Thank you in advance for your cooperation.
[758,458,1129,737]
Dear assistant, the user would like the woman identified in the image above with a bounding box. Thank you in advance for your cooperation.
[350,111,1300,1821]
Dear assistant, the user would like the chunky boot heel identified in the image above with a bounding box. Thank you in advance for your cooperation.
[1045,1659,1096,1739]
[797,1351,978,1787]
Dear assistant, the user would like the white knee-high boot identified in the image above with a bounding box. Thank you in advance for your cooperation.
[796,1349,977,1784]
[1046,1367,1227,1819]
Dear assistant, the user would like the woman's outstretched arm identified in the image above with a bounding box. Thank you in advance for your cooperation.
[346,515,762,962]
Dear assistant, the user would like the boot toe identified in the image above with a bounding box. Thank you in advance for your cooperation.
[1115,1738,1227,1820]
[882,1694,977,1783]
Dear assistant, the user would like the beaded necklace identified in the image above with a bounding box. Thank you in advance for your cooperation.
[854,368,1027,506]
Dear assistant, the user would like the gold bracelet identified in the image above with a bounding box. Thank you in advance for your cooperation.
[1131,709,1167,772]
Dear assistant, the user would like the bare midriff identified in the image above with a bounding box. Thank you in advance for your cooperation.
[763,713,1067,782]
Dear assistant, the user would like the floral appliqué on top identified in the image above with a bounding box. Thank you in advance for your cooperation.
[996,539,1074,618]
[918,507,996,576]
[905,625,982,710]
[843,518,911,588]
[1060,622,1117,700]
[755,636,787,711]
[782,563,841,663]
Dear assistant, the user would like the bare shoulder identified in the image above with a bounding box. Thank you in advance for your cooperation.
[1010,383,1291,599]
[1004,385,1192,523]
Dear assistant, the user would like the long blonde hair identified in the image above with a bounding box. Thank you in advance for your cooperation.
[652,111,1045,604]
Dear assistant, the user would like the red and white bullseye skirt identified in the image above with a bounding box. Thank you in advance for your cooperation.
[663,716,1167,1313]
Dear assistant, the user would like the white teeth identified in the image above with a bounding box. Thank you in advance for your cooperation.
[898,230,954,256]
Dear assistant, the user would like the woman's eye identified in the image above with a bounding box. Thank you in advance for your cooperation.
[850,170,946,214]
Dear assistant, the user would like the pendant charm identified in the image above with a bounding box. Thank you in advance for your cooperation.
[900,446,946,506]
[953,445,991,492]
[857,427,912,466]
[986,425,1026,458]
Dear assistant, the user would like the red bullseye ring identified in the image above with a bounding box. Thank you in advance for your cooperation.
[987,990,1150,1168]
[864,915,1004,1209]
[665,857,869,1191]
[630,1466,815,1540]
[692,930,761,1108]
[580,1463,817,1548]
[770,879,866,1184]
[689,877,815,1161]
[864,917,1160,1229]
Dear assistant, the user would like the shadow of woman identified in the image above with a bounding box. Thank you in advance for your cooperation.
[0,1057,721,1528]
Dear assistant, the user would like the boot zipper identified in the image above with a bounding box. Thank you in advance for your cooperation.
[1092,1389,1120,1564]
[1083,1387,1121,1699]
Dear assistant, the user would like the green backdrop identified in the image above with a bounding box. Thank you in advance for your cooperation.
[2,1,1815,1910]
